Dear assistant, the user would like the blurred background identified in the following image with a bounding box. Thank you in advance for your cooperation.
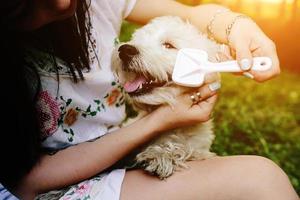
[120,0,300,194]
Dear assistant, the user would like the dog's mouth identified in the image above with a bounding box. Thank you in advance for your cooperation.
[123,73,168,96]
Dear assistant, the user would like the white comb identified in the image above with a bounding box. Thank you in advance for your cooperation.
[172,48,272,87]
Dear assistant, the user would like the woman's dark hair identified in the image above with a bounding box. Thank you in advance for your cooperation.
[0,0,92,189]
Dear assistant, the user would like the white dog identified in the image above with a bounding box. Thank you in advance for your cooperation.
[112,16,222,179]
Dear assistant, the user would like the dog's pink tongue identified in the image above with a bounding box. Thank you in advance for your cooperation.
[124,76,147,93]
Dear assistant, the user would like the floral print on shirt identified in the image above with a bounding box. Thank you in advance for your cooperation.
[37,82,126,142]
[36,91,61,139]
[104,81,125,107]
[35,174,105,200]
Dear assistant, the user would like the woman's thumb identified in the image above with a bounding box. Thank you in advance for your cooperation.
[236,43,253,71]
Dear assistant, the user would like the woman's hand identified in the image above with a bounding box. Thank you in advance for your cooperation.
[228,18,280,82]
[187,4,280,83]
[151,73,220,132]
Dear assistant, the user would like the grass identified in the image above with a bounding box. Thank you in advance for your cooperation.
[213,72,300,194]
[120,21,300,194]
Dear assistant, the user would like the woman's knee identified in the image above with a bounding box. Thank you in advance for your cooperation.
[239,156,289,184]
[121,156,298,200]
[223,155,297,200]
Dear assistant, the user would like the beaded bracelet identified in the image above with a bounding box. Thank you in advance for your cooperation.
[206,9,230,40]
[225,15,251,44]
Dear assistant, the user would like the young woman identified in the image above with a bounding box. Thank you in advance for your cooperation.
[0,0,298,199]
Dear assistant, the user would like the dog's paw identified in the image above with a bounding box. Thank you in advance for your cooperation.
[139,154,176,179]
[136,143,192,179]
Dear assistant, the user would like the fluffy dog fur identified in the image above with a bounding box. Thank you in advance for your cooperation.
[112,16,222,179]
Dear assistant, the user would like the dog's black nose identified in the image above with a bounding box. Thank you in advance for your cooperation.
[118,44,139,63]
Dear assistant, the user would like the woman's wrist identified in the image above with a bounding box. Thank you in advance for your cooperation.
[146,104,190,133]
[227,17,262,48]
[189,5,253,44]
[208,11,250,44]
[143,107,169,134]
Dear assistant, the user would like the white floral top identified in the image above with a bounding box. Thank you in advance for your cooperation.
[30,0,136,151]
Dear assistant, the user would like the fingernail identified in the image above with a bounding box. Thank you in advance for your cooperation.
[243,72,254,79]
[209,82,221,91]
[241,59,251,70]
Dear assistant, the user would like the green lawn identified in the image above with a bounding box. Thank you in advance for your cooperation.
[213,72,300,194]
[120,21,300,194]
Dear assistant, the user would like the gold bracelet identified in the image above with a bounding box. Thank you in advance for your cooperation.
[206,9,230,41]
[225,15,251,44]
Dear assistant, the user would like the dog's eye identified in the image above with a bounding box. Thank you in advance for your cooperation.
[162,42,176,49]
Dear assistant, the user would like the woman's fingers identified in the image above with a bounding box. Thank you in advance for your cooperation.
[235,41,253,71]
[249,44,280,82]
[236,40,280,82]
[157,81,220,128]
[187,82,221,105]
[227,18,280,82]
[198,93,218,110]
[191,94,218,121]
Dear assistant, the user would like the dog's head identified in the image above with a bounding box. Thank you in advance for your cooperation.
[112,16,220,109]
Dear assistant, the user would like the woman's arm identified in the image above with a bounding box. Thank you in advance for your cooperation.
[127,0,280,82]
[127,0,231,42]
[15,81,218,199]
[15,112,159,199]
